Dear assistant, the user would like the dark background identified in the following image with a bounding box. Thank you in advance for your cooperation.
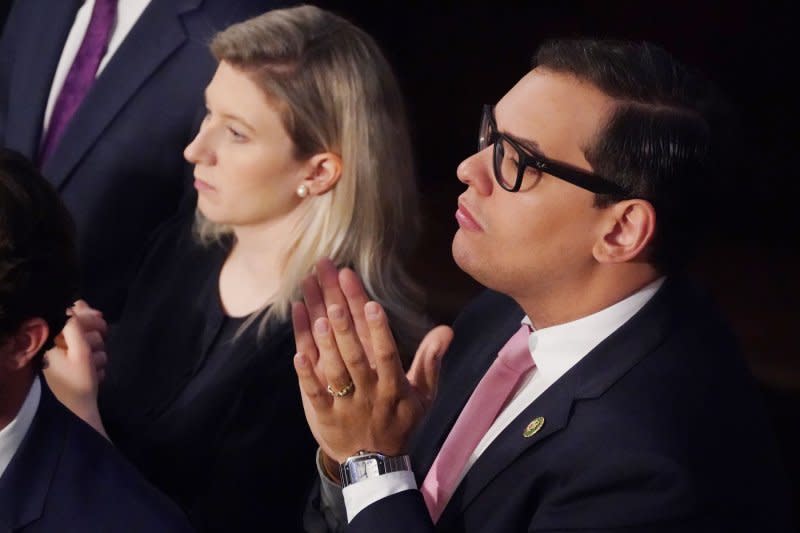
[2,0,798,519]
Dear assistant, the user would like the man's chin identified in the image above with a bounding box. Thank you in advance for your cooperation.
[452,231,510,293]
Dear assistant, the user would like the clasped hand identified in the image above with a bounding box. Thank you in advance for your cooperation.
[292,259,452,469]
[43,300,109,437]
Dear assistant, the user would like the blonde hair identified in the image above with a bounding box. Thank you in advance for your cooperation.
[197,5,428,357]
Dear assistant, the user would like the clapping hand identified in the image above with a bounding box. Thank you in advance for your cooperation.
[292,259,453,477]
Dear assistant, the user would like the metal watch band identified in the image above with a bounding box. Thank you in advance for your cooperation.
[339,451,412,488]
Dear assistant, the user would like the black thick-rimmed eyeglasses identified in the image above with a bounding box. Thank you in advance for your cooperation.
[479,104,627,195]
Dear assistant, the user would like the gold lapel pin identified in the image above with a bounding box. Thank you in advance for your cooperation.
[523,416,545,438]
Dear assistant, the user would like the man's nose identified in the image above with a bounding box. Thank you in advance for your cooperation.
[456,147,493,196]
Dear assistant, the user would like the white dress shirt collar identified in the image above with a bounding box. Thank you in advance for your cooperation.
[0,376,42,479]
[522,277,666,377]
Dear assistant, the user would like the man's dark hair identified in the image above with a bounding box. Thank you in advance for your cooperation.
[534,39,737,273]
[0,148,78,361]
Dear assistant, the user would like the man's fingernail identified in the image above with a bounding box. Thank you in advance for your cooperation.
[328,305,344,320]
[365,302,380,319]
[314,318,329,334]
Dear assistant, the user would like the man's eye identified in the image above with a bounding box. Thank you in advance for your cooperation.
[522,165,541,176]
[522,159,543,176]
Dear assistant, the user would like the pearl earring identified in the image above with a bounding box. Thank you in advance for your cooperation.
[296,184,309,198]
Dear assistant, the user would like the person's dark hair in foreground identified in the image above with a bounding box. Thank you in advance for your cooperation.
[0,148,193,532]
[295,39,795,532]
[0,148,77,353]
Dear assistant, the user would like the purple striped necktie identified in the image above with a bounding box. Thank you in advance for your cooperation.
[420,324,535,523]
[38,0,118,167]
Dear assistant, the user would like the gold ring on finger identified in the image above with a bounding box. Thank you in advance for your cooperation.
[327,381,355,398]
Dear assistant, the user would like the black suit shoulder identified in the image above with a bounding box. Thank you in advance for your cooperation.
[0,384,193,532]
[521,278,793,531]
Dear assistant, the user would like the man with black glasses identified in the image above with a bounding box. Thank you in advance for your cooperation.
[295,39,794,532]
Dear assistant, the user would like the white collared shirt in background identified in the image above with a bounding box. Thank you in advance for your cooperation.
[0,376,41,479]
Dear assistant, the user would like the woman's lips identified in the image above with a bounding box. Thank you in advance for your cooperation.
[455,202,483,231]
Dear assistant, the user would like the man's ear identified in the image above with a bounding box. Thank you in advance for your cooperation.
[593,199,656,264]
[300,152,343,196]
[0,318,50,371]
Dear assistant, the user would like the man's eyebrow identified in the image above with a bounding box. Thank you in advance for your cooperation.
[504,131,542,156]
[494,105,545,155]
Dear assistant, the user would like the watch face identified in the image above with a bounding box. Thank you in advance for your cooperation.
[342,454,386,486]
[354,457,381,478]
[341,453,410,487]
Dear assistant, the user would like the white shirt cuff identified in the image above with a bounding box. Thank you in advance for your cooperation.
[343,470,417,522]
[315,449,348,526]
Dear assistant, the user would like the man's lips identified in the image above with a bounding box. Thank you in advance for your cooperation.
[455,202,484,231]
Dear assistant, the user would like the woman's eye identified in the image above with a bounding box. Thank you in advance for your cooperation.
[227,127,247,141]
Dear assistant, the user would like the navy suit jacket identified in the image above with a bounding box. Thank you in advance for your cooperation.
[345,278,794,532]
[0,381,193,532]
[0,0,279,320]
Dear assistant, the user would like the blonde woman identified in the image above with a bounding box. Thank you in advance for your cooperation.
[47,6,428,531]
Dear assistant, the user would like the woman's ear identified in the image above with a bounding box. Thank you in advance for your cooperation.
[1,318,50,371]
[300,152,342,196]
[593,199,656,264]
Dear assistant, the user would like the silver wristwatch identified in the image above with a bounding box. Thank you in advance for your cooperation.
[339,450,412,488]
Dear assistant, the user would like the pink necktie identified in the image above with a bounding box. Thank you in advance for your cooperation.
[38,0,118,166]
[421,324,534,523]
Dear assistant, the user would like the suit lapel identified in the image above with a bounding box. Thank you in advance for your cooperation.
[4,0,82,158]
[42,0,203,189]
[0,384,65,531]
[436,278,683,528]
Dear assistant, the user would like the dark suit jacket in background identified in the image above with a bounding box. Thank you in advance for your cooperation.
[0,0,280,321]
[0,381,193,533]
[333,278,794,532]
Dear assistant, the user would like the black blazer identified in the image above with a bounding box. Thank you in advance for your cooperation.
[0,381,193,533]
[99,213,317,532]
[0,0,279,320]
[344,278,794,532]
